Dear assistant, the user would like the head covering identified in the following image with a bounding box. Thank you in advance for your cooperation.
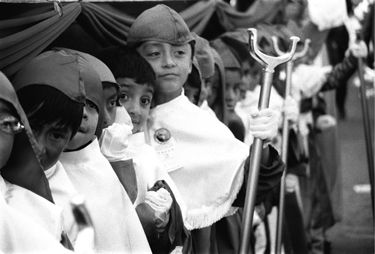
[55,49,103,114]
[12,50,87,105]
[0,72,53,202]
[127,4,195,47]
[192,33,215,79]
[210,47,227,124]
[57,49,105,137]
[66,49,118,87]
[221,29,249,45]
[211,38,241,70]
[184,58,202,106]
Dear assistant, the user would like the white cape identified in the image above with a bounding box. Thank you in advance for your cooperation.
[146,94,249,229]
[127,132,187,215]
[0,176,69,253]
[60,139,151,253]
[45,161,79,245]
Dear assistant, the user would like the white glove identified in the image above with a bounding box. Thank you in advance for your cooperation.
[283,96,299,124]
[316,114,336,130]
[99,123,133,161]
[349,40,368,59]
[144,188,173,228]
[254,221,267,254]
[252,211,266,254]
[285,173,299,192]
[249,108,281,143]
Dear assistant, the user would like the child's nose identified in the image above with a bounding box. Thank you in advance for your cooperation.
[162,52,176,67]
[102,110,111,129]
[82,108,88,121]
[128,102,141,116]
[226,89,235,101]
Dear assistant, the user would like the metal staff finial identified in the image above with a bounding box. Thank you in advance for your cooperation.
[248,28,299,72]
[272,36,310,254]
[239,28,299,254]
[272,36,311,61]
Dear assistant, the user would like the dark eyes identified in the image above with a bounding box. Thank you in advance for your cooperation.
[175,50,186,56]
[86,100,97,110]
[145,51,160,58]
[118,93,129,102]
[145,50,186,58]
[140,97,151,106]
[108,99,117,108]
[0,114,24,134]
[49,132,64,140]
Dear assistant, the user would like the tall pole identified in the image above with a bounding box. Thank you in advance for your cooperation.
[239,28,299,254]
[356,32,374,216]
[272,37,310,254]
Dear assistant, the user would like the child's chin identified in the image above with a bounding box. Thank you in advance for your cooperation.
[67,133,94,150]
[132,125,141,134]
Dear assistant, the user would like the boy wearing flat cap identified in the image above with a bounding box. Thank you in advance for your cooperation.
[127,4,285,252]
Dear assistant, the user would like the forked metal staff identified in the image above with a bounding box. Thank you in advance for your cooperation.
[239,28,299,254]
[355,31,374,216]
[272,36,310,254]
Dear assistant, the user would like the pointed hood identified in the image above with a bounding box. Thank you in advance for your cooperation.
[0,72,53,202]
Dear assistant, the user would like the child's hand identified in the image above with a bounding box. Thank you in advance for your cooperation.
[283,96,299,124]
[349,40,368,58]
[249,108,280,143]
[145,188,173,229]
[316,114,336,130]
[99,123,133,161]
[285,173,298,192]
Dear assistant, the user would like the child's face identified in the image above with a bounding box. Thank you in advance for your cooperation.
[117,77,153,134]
[32,121,72,170]
[137,41,192,101]
[224,69,241,112]
[67,100,99,150]
[0,100,17,169]
[102,85,118,128]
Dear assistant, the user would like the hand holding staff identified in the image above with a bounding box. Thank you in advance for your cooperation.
[239,28,299,254]
[71,195,95,254]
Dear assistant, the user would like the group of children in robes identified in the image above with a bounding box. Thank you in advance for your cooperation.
[1,2,369,254]
[0,4,285,253]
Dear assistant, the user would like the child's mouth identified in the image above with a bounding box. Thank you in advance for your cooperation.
[78,126,88,133]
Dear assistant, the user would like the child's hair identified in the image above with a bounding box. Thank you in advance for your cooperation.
[96,46,155,87]
[17,85,84,138]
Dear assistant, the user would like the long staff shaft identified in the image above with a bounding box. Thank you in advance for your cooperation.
[240,69,274,254]
[275,61,293,254]
[357,54,374,216]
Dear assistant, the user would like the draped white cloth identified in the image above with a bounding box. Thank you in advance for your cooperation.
[307,0,348,31]
[145,94,249,229]
[45,161,79,245]
[2,176,63,241]
[200,100,217,118]
[60,139,151,253]
[0,175,69,253]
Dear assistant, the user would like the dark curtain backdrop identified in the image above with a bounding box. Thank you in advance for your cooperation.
[1,0,325,77]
